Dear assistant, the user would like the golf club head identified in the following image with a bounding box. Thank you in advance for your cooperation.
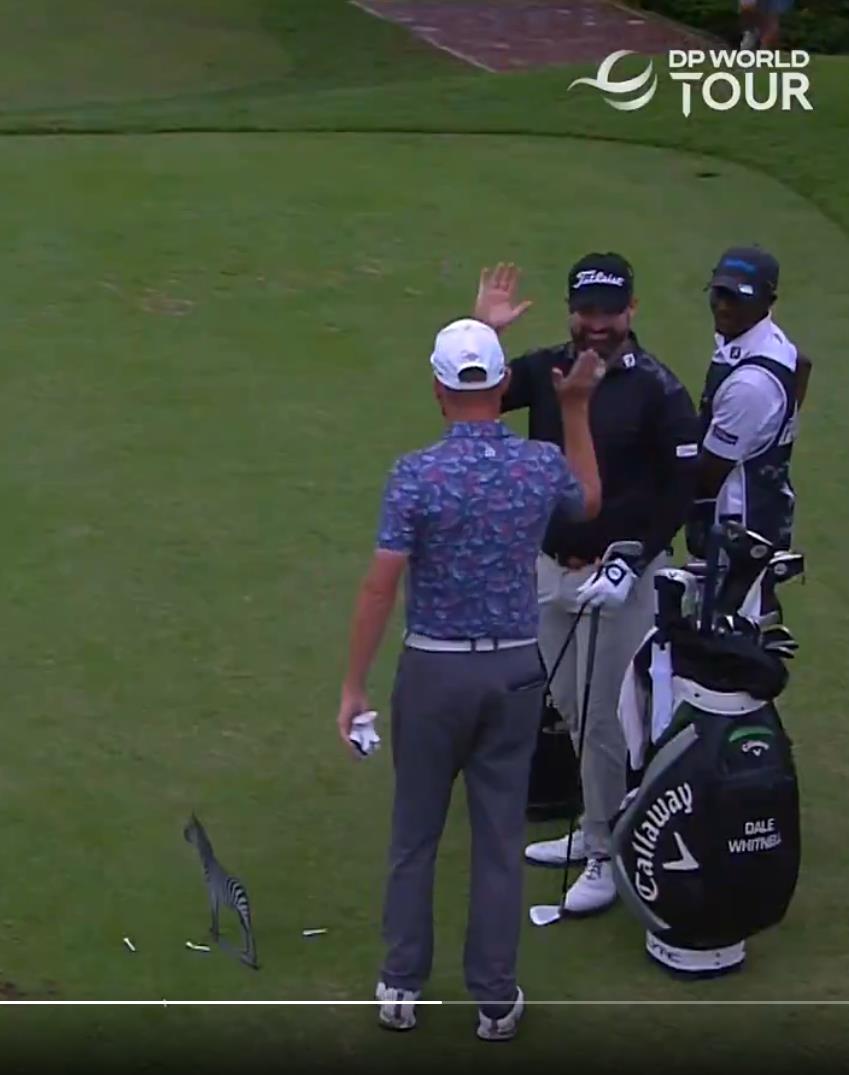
[713,613,737,636]
[757,608,783,630]
[766,551,805,588]
[683,559,708,578]
[719,612,760,638]
[714,525,775,617]
[763,644,797,660]
[654,569,699,628]
[602,540,644,567]
[529,903,564,927]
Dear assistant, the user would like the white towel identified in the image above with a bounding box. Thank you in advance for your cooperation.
[618,659,649,771]
[649,639,674,745]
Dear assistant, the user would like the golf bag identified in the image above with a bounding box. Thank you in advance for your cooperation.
[611,522,804,976]
[526,693,582,822]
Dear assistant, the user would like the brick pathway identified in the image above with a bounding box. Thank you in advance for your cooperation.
[353,0,715,70]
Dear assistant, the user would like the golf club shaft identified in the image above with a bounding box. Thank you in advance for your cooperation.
[544,599,589,696]
[699,524,724,636]
[559,605,602,903]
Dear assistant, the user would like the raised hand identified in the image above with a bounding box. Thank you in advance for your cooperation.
[474,262,534,332]
[552,348,606,405]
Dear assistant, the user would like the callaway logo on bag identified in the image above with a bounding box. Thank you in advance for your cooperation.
[612,703,800,950]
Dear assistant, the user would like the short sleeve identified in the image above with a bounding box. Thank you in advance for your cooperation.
[704,366,787,461]
[376,456,420,553]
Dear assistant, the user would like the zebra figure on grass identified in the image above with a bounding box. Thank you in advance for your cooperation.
[183,813,259,969]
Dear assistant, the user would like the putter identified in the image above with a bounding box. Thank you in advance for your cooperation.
[529,540,644,927]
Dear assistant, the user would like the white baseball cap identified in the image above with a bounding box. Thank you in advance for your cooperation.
[430,318,507,391]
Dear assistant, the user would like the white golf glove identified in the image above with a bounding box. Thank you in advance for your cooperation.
[348,710,381,759]
[576,557,637,609]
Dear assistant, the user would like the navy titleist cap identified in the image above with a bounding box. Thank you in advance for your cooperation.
[709,246,779,300]
[568,252,634,313]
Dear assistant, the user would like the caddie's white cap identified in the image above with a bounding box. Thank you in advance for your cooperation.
[430,318,507,391]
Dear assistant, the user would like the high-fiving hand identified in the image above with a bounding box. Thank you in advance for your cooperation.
[552,349,607,405]
[474,262,534,332]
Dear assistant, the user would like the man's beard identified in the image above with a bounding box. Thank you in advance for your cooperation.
[571,325,629,361]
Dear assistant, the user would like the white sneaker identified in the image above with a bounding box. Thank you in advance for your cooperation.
[376,981,421,1031]
[476,987,525,1042]
[525,827,587,867]
[563,857,617,915]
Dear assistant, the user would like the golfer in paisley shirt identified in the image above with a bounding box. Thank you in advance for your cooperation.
[336,318,604,1041]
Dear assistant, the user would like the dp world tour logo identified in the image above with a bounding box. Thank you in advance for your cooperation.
[567,50,658,111]
[568,49,812,117]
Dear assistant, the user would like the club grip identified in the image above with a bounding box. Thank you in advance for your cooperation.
[654,574,684,628]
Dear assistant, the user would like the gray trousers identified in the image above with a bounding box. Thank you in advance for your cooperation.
[536,552,667,858]
[380,643,544,1006]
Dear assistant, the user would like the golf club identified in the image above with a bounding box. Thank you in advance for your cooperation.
[529,540,645,927]
[713,522,775,618]
[767,551,806,588]
[526,598,588,822]
[698,521,728,636]
[529,604,602,928]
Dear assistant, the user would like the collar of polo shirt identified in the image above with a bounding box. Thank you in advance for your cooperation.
[712,313,776,363]
[445,420,510,438]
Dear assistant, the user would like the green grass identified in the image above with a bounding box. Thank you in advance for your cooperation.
[0,1,847,1069]
[0,0,462,111]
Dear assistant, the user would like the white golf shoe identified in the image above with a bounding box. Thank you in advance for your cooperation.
[477,987,525,1042]
[376,981,421,1031]
[563,857,617,916]
[525,827,587,867]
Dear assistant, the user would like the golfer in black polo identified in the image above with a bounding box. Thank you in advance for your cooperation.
[474,255,701,916]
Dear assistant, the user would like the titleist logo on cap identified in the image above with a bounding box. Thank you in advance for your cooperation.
[574,270,625,289]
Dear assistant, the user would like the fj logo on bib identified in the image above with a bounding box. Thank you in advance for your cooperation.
[631,783,694,903]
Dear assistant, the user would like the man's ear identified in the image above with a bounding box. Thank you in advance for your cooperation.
[496,368,512,404]
[628,296,639,317]
[433,377,447,415]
